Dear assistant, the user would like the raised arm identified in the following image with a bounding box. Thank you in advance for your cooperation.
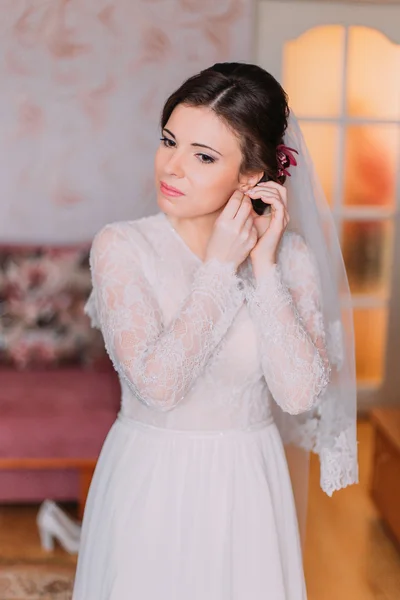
[245,232,331,415]
[85,222,245,411]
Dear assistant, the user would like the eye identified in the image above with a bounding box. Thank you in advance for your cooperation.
[160,136,175,148]
[160,137,216,165]
[196,153,215,164]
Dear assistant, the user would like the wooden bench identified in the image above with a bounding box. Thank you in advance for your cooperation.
[0,457,97,519]
[370,407,400,546]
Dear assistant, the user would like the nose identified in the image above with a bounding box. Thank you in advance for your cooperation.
[164,150,185,178]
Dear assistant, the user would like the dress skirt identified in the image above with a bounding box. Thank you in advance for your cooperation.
[72,413,308,600]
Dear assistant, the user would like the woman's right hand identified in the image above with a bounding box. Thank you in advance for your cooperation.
[205,191,258,270]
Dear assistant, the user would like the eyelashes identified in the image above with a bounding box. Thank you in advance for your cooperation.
[160,137,175,148]
[159,136,175,149]
[159,137,216,164]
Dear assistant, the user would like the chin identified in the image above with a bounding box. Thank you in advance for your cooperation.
[156,194,180,213]
[157,195,190,216]
[157,195,182,207]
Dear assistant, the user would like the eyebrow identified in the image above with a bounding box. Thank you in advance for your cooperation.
[163,128,223,156]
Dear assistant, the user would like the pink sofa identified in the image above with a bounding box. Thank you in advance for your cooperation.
[0,362,120,502]
[0,242,120,504]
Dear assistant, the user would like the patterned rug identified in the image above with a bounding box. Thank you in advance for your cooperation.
[0,565,74,600]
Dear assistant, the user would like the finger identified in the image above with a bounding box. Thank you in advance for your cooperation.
[221,190,246,219]
[246,188,285,213]
[235,195,253,225]
[263,194,286,225]
[256,180,287,197]
[253,182,287,207]
[242,214,254,233]
[245,186,280,200]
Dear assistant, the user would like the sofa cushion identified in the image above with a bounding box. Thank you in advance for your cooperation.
[0,366,120,458]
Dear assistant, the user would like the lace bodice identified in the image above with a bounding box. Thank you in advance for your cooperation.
[85,212,331,432]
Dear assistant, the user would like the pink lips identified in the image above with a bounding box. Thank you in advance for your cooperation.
[160,181,184,197]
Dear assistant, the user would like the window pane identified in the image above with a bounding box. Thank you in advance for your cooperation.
[347,27,400,120]
[299,122,338,206]
[283,26,345,118]
[344,125,399,208]
[353,308,388,384]
[341,220,394,295]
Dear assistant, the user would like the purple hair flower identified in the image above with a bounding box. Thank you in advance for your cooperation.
[276,144,298,178]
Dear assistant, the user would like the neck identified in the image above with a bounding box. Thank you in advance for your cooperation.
[165,210,222,261]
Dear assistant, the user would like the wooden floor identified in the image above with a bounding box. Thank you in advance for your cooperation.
[0,419,399,599]
[304,419,400,599]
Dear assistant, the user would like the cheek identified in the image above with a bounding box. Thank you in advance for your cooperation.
[154,148,164,174]
[189,170,237,213]
[191,166,238,198]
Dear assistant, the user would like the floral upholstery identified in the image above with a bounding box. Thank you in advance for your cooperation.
[0,243,105,369]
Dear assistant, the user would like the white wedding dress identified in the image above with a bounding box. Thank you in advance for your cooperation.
[72,211,330,600]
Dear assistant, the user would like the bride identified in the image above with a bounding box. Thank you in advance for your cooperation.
[70,62,358,599]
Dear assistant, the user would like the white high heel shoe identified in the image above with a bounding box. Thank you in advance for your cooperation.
[37,500,82,554]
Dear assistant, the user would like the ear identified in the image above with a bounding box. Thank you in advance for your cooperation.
[238,170,265,193]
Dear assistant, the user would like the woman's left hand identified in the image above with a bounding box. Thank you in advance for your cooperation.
[244,181,289,278]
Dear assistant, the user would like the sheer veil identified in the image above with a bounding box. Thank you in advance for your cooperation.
[272,110,359,548]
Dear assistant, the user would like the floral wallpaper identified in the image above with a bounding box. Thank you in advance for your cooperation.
[0,0,254,244]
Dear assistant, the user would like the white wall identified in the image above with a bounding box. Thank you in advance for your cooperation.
[0,0,254,244]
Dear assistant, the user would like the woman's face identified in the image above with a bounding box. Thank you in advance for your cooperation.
[154,104,261,219]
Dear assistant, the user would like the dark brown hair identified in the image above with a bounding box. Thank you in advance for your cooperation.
[160,62,289,182]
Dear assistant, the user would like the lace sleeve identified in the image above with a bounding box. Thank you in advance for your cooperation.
[87,222,245,411]
[245,232,331,415]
